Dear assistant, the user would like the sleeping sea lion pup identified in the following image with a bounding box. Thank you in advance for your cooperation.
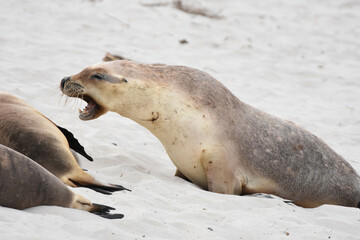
[60,60,360,208]
[0,144,123,219]
[0,92,129,194]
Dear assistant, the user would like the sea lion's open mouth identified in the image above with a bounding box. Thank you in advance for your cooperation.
[79,95,100,120]
[60,81,104,120]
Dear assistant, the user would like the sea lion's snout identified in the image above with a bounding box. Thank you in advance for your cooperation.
[60,71,109,121]
[60,76,71,90]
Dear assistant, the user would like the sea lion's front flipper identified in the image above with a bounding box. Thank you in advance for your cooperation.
[201,147,243,195]
[56,125,93,162]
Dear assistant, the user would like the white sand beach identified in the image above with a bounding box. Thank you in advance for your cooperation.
[0,0,359,239]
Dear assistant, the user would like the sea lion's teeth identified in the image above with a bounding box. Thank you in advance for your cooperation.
[79,108,87,115]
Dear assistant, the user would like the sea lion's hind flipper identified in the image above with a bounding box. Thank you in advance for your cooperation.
[56,125,93,162]
[86,184,131,194]
[69,178,131,195]
[110,184,131,192]
[86,186,112,195]
[96,212,125,219]
[91,203,124,219]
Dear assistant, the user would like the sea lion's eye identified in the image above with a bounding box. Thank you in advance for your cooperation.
[91,73,104,80]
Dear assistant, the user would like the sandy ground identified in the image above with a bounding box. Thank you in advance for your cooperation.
[0,0,359,239]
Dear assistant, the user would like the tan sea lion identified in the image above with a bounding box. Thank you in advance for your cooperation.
[0,144,123,219]
[0,92,129,194]
[60,60,360,208]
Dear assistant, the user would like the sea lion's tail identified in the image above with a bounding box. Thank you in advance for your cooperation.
[64,170,131,195]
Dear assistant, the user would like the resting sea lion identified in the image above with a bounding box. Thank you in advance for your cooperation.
[60,60,360,208]
[0,144,123,219]
[0,92,129,194]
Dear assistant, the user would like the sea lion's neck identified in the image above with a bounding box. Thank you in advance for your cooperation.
[113,85,210,145]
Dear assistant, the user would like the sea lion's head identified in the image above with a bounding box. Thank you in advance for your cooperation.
[60,60,216,123]
[60,60,130,120]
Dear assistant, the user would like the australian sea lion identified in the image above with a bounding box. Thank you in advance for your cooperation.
[0,92,129,194]
[0,144,123,219]
[60,60,360,208]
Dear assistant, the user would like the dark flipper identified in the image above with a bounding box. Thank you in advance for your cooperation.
[91,203,124,219]
[91,203,115,212]
[87,187,113,195]
[86,184,131,195]
[70,179,131,195]
[96,213,125,219]
[56,125,93,162]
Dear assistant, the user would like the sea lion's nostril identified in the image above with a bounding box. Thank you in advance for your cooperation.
[61,77,70,90]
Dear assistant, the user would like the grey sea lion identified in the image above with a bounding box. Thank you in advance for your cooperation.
[60,60,360,208]
[0,144,123,219]
[0,92,129,194]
